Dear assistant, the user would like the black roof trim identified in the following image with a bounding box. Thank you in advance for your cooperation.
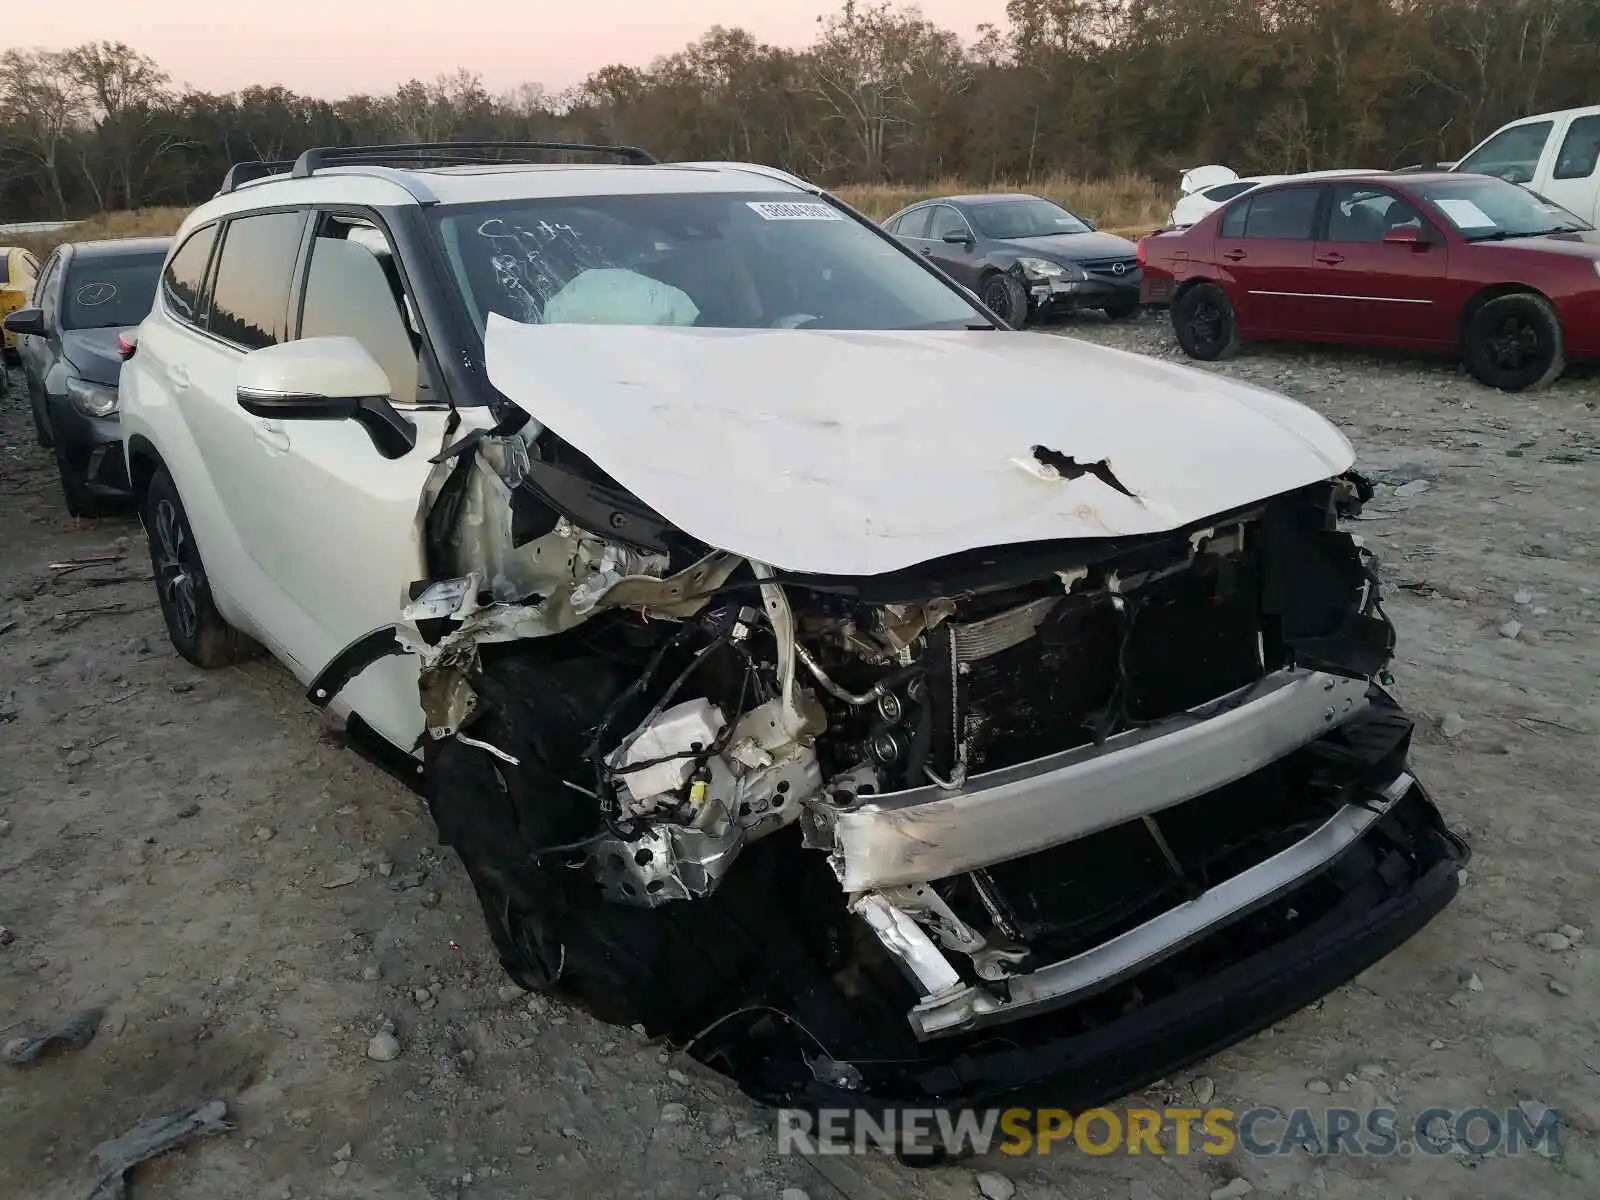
[217,142,658,198]
[293,141,657,177]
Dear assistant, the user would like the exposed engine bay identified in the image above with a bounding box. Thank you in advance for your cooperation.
[312,431,1466,1112]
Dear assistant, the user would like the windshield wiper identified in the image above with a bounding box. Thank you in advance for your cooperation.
[1467,227,1578,242]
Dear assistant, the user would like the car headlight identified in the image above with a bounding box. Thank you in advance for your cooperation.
[65,376,119,418]
[1017,257,1082,281]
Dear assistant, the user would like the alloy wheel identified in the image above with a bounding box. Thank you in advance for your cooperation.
[983,278,1017,322]
[153,498,200,640]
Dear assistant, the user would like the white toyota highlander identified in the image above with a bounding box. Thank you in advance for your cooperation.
[119,142,1466,1124]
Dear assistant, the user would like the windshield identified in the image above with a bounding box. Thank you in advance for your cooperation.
[429,191,989,332]
[969,199,1091,239]
[61,253,165,330]
[1417,177,1591,240]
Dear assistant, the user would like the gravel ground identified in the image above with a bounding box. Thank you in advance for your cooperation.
[2,318,1597,1200]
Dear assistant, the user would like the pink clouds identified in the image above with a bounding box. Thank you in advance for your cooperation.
[4,0,1007,97]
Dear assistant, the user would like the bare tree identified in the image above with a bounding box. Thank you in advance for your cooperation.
[0,49,87,216]
[62,41,177,209]
[810,1,971,178]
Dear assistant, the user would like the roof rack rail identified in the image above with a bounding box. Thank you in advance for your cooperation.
[217,159,298,195]
[290,140,658,179]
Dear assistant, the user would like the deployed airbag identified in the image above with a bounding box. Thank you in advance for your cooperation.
[543,268,700,326]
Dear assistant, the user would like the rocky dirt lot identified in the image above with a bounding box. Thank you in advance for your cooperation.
[2,319,1597,1200]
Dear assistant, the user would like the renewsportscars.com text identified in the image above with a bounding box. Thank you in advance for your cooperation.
[777,1104,1561,1158]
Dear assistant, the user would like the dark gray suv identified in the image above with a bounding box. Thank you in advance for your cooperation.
[6,236,171,516]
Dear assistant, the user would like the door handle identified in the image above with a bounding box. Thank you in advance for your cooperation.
[1222,249,1246,262]
[253,420,290,455]
[166,363,190,391]
[1316,253,1345,265]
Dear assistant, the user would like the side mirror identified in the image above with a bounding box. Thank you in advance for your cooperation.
[4,307,45,337]
[236,337,415,459]
[1381,225,1428,247]
[941,228,974,245]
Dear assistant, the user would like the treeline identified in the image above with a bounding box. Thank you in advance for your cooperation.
[2,0,1596,219]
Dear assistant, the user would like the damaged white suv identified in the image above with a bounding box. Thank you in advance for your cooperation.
[121,142,1466,1117]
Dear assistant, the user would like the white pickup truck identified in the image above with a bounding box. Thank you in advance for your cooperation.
[1449,104,1600,225]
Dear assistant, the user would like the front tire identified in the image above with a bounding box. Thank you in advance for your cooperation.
[1172,282,1239,361]
[982,271,1031,327]
[142,466,260,668]
[1463,292,1565,392]
[52,442,115,518]
[1103,297,1140,320]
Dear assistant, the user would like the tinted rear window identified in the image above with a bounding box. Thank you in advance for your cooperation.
[162,226,217,325]
[1242,188,1322,239]
[0,256,9,286]
[1206,182,1254,202]
[894,208,932,238]
[60,253,167,330]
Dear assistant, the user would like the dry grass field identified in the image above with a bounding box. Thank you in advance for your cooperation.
[834,171,1171,234]
[10,172,1170,259]
[10,207,190,260]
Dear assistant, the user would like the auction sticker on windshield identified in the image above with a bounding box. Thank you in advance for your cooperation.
[747,201,843,221]
[1434,198,1495,229]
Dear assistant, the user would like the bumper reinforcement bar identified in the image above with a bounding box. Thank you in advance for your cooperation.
[867,771,1414,1040]
[824,668,1371,892]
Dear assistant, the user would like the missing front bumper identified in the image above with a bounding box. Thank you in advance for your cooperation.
[816,668,1370,892]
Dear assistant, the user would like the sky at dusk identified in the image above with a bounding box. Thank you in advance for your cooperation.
[3,1,1012,98]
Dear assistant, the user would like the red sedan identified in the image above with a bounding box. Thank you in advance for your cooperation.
[1139,172,1600,391]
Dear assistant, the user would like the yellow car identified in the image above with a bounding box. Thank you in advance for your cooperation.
[1,246,42,355]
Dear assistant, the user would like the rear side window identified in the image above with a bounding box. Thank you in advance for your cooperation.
[1242,188,1322,239]
[894,207,932,238]
[162,225,218,326]
[208,211,306,350]
[1553,115,1600,181]
[0,256,10,286]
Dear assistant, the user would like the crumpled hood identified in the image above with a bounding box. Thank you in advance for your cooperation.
[62,327,131,387]
[483,315,1354,576]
